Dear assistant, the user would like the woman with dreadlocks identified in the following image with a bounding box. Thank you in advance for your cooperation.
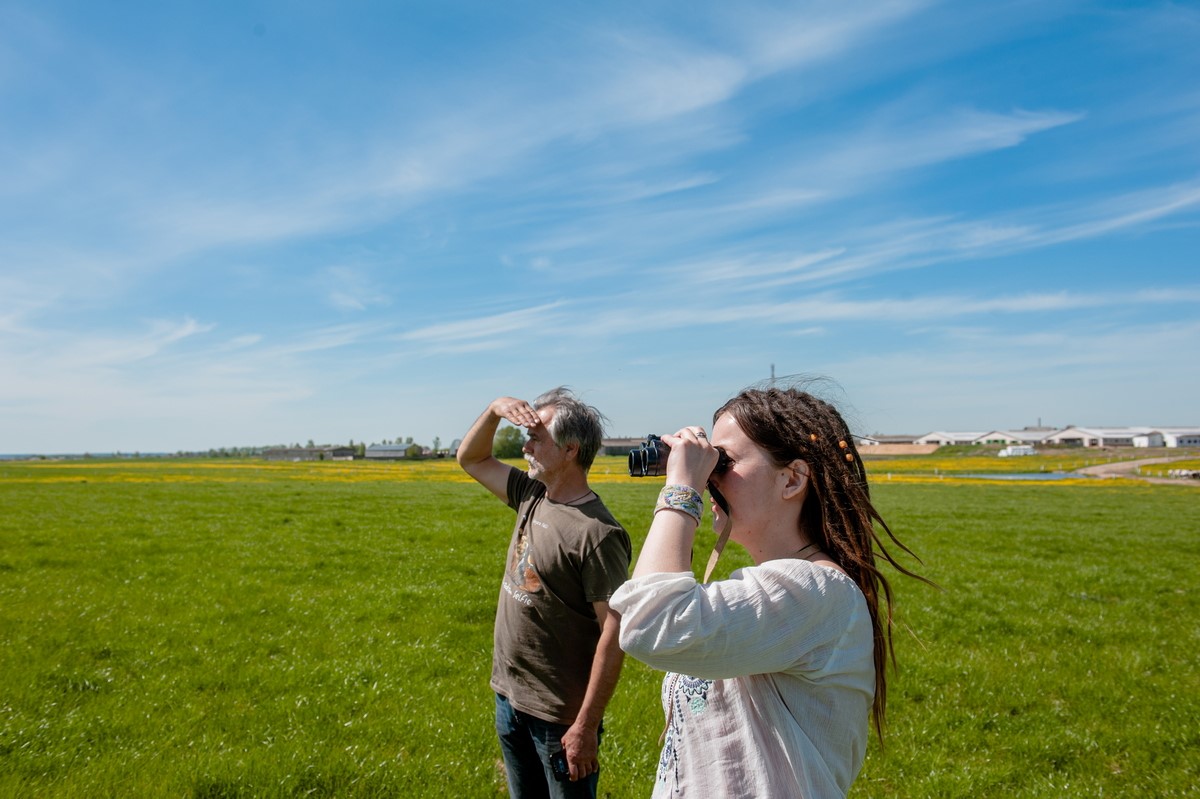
[609,385,926,798]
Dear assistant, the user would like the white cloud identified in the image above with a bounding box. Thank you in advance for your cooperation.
[803,105,1083,190]
[687,249,847,283]
[323,266,392,312]
[399,302,569,353]
[63,317,215,369]
[737,0,937,76]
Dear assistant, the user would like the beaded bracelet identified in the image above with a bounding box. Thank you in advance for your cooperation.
[655,484,703,524]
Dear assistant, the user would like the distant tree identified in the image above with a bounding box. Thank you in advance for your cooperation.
[307,439,315,449]
[355,442,366,459]
[493,426,527,459]
[432,436,441,453]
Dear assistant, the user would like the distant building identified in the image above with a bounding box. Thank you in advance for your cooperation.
[365,443,424,460]
[600,437,647,456]
[906,425,1198,449]
[262,446,355,461]
[914,431,987,446]
[1156,428,1200,447]
[1041,426,1153,448]
[857,434,923,446]
[975,430,1046,446]
[1132,431,1166,448]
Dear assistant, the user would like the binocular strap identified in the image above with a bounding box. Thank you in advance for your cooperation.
[702,514,732,583]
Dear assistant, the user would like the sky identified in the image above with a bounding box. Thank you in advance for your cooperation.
[2,1,1198,454]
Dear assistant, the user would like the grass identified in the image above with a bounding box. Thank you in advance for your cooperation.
[857,481,1199,797]
[859,446,1200,478]
[1,457,1197,797]
[1138,459,1200,477]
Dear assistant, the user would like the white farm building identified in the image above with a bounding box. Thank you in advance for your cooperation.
[1158,428,1200,447]
[904,425,1200,449]
[914,431,988,446]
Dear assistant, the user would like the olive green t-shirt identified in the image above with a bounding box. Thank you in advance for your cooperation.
[491,468,632,724]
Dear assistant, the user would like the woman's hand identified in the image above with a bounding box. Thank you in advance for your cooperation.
[661,426,720,490]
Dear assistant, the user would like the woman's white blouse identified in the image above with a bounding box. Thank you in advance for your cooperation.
[609,561,874,798]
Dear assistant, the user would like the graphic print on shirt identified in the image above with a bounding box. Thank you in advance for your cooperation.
[509,529,542,593]
[658,672,713,791]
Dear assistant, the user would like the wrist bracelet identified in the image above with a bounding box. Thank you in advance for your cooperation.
[655,484,703,524]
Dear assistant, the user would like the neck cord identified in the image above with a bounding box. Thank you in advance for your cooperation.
[555,488,594,505]
[793,541,820,559]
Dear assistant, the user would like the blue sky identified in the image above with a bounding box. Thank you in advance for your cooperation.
[2,1,1198,454]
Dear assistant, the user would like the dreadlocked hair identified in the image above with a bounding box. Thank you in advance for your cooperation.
[714,386,928,741]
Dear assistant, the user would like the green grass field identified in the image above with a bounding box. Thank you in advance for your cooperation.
[1,457,1197,797]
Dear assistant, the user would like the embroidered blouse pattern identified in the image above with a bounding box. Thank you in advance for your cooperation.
[658,672,713,790]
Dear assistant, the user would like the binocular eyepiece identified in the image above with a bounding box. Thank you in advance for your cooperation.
[627,434,731,478]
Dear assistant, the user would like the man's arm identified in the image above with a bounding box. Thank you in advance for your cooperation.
[560,603,625,781]
[457,396,539,500]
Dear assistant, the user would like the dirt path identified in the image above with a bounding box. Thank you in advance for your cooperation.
[1075,456,1199,486]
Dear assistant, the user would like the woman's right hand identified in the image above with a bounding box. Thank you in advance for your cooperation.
[661,426,720,490]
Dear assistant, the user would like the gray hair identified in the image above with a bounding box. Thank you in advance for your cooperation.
[532,387,606,471]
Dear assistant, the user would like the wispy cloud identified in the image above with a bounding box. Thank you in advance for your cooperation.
[60,317,215,369]
[687,249,847,283]
[734,0,937,76]
[794,104,1083,192]
[567,284,1200,344]
[1030,179,1200,246]
[399,302,569,353]
[323,266,392,312]
[651,176,1200,293]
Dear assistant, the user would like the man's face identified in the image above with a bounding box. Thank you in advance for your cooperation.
[523,406,572,483]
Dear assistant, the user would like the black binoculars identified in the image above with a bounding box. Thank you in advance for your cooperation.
[627,434,731,478]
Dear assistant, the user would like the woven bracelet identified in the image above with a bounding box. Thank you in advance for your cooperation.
[655,484,703,524]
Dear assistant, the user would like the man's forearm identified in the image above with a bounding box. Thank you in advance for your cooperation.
[574,610,625,730]
[559,609,624,779]
[458,407,500,467]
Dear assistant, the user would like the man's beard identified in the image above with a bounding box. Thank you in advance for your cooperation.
[525,454,543,478]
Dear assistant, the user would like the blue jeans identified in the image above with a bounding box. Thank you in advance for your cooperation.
[495,693,601,799]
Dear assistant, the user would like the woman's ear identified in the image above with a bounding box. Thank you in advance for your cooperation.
[782,459,810,500]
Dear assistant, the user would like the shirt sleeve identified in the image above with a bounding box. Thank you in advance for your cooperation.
[581,528,632,602]
[609,562,866,680]
[505,467,538,510]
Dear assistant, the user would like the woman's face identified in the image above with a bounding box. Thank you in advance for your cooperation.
[708,412,794,537]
